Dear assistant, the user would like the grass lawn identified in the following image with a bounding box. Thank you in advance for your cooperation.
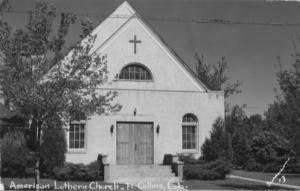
[2,178,141,190]
[232,170,300,186]
[182,178,294,190]
[182,170,300,190]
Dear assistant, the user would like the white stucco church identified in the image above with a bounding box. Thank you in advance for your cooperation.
[65,1,224,168]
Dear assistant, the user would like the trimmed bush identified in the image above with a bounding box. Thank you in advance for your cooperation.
[40,128,67,178]
[1,129,67,178]
[263,162,280,173]
[286,162,300,174]
[263,159,300,174]
[244,161,263,172]
[87,161,104,179]
[54,161,103,181]
[183,160,230,180]
[1,131,35,178]
[179,154,202,164]
[201,118,228,162]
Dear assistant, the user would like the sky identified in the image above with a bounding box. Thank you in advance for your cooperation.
[3,0,300,115]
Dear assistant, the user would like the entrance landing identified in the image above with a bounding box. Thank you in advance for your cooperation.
[109,165,184,191]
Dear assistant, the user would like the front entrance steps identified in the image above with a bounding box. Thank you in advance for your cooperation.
[108,165,181,184]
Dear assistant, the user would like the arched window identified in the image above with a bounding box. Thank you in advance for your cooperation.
[182,113,198,150]
[119,64,152,80]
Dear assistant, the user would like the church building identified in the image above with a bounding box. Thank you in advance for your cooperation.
[65,1,224,168]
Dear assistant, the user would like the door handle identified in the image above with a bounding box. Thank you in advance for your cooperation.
[135,143,137,151]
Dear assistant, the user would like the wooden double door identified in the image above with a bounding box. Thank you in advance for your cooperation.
[116,122,154,165]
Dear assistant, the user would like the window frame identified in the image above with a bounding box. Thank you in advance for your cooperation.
[181,114,198,152]
[118,63,153,82]
[67,120,87,153]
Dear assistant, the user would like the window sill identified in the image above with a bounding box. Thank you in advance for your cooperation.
[117,79,154,82]
[67,149,87,154]
[181,149,199,154]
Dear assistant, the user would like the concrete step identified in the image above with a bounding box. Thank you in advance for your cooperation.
[110,171,174,175]
[110,172,175,178]
[109,165,177,182]
[110,176,182,184]
[110,169,174,176]
[110,167,171,172]
[110,165,172,170]
[110,165,173,173]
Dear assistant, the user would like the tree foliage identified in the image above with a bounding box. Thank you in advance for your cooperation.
[195,53,242,163]
[202,104,292,172]
[39,128,67,178]
[265,55,300,160]
[0,2,120,182]
[195,54,241,99]
[227,105,292,168]
[193,21,299,172]
[1,131,35,178]
[196,50,297,170]
[201,117,228,161]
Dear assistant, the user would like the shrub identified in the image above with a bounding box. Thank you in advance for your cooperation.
[184,166,221,180]
[175,154,204,176]
[232,132,250,167]
[54,161,103,181]
[286,162,300,174]
[183,160,230,180]
[87,161,104,180]
[263,162,280,173]
[263,158,300,174]
[178,154,202,164]
[1,128,67,178]
[261,157,300,173]
[244,161,263,172]
[1,131,35,178]
[201,118,228,162]
[40,128,67,178]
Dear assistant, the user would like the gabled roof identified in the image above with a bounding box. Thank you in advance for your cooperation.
[89,1,136,53]
[134,8,210,92]
[89,1,210,92]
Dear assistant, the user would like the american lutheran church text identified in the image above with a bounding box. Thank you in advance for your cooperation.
[66,1,224,181]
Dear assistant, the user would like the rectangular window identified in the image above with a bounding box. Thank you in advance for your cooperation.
[69,123,85,149]
[182,126,196,149]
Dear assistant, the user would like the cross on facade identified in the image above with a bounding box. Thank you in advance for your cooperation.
[129,35,142,54]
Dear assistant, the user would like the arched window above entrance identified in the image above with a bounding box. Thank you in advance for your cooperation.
[119,63,153,81]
